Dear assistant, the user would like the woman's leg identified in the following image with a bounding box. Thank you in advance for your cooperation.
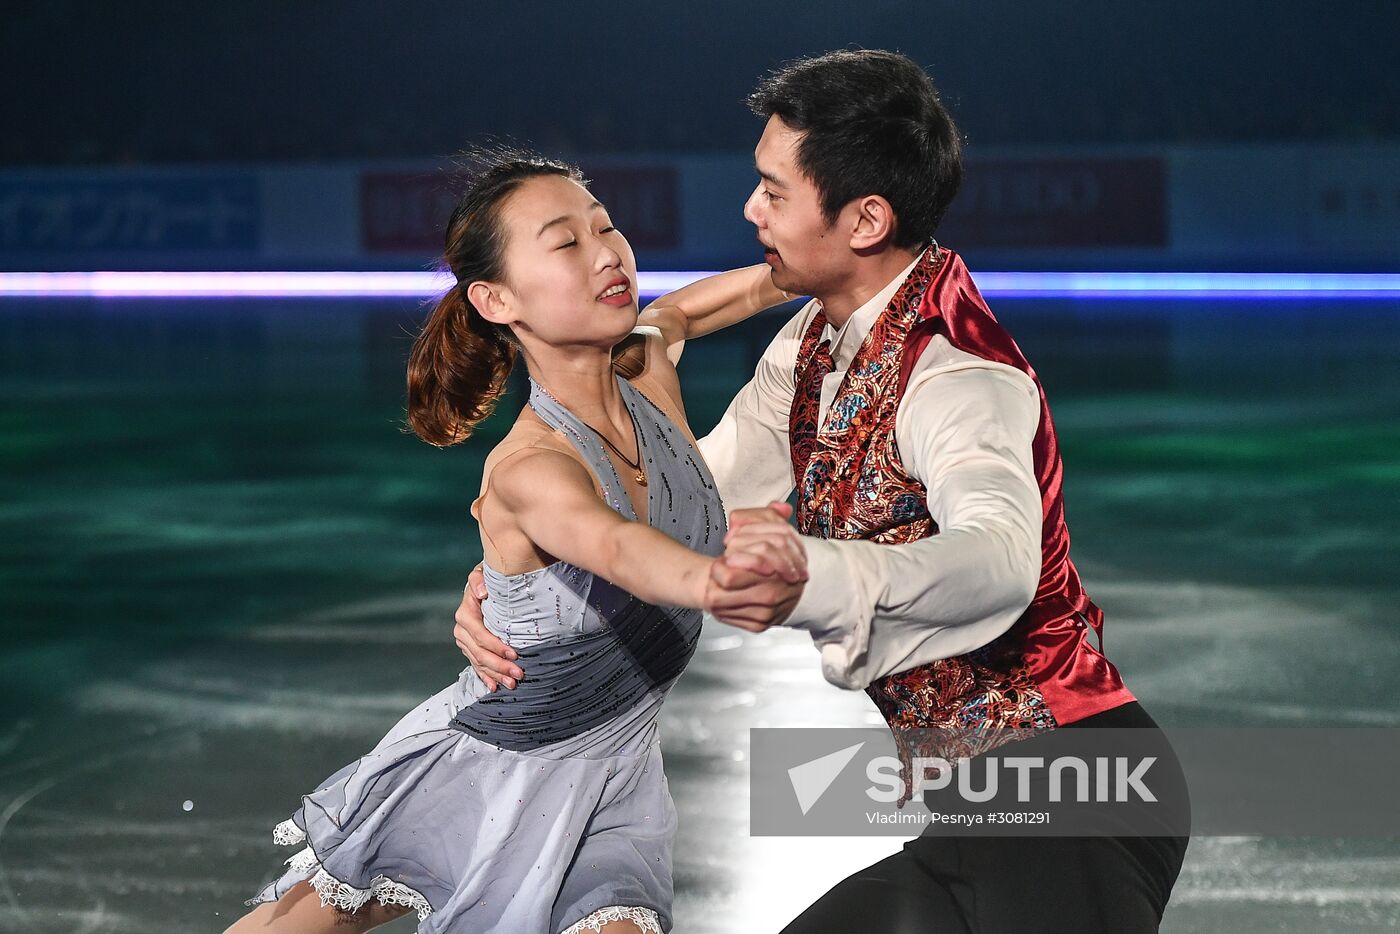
[223,881,413,934]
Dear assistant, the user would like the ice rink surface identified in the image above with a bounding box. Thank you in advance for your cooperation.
[2,297,1398,932]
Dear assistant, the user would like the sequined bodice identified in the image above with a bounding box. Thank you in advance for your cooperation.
[451,373,727,754]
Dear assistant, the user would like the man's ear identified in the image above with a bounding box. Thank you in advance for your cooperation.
[466,280,513,327]
[848,195,897,251]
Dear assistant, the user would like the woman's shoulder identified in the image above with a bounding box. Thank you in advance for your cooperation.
[471,416,598,567]
[614,329,689,429]
[484,413,585,473]
[476,411,601,503]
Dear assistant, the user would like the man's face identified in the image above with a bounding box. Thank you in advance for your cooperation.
[743,115,853,298]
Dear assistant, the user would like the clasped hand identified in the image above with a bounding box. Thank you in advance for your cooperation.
[702,500,808,633]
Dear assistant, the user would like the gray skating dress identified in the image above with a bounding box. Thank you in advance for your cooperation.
[244,371,726,933]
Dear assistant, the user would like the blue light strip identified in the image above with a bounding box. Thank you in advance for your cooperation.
[0,270,1398,299]
[971,271,1400,299]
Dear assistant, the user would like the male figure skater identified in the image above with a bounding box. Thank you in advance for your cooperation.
[457,50,1188,933]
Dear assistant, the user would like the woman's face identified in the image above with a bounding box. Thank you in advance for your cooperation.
[488,174,639,350]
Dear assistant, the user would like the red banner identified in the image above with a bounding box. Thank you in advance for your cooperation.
[940,157,1166,248]
[360,165,679,254]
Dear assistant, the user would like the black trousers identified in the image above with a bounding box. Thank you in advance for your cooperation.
[778,701,1191,934]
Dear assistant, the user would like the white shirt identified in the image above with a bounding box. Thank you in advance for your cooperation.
[694,252,1044,691]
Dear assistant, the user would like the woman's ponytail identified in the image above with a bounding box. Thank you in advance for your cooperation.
[405,284,517,446]
[404,147,583,447]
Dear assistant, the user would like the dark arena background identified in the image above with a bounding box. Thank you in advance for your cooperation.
[3,3,1399,932]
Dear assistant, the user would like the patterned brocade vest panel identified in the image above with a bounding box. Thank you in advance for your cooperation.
[789,247,1136,805]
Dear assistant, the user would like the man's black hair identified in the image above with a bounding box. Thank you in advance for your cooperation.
[748,49,963,250]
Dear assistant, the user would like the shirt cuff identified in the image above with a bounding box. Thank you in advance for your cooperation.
[783,538,878,690]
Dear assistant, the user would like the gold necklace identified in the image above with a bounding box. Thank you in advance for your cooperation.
[585,406,647,486]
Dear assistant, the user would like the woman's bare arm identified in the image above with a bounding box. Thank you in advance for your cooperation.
[456,485,807,690]
[491,448,715,608]
[639,265,795,365]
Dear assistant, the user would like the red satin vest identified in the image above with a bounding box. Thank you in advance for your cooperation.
[789,247,1135,804]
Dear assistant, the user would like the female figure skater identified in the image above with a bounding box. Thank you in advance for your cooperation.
[227,149,804,934]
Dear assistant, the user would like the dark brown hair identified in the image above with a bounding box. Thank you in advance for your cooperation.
[405,147,585,447]
[749,49,963,249]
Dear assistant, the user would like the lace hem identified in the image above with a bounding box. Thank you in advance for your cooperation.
[272,818,305,846]
[560,904,663,934]
[265,820,433,922]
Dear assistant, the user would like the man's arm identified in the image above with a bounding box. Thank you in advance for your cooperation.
[781,360,1044,690]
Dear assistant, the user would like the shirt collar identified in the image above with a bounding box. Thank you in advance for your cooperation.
[821,248,927,371]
